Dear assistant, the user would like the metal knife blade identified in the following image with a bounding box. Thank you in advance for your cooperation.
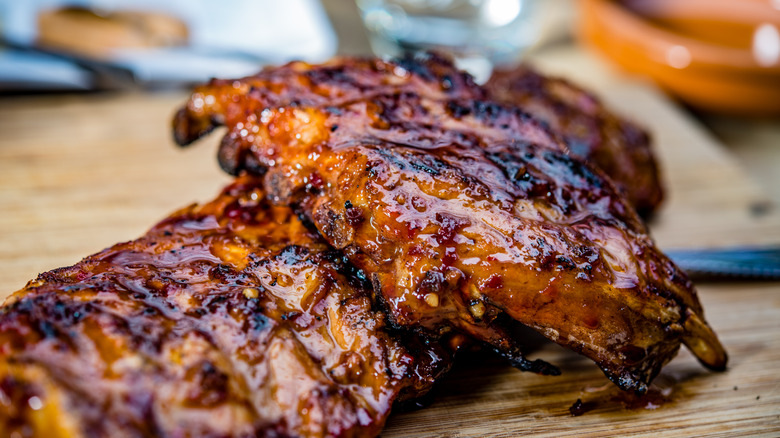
[665,246,780,280]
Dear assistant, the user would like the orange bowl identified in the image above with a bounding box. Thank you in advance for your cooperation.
[579,0,780,116]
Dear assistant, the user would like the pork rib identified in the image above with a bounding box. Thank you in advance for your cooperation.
[0,176,454,437]
[175,54,662,217]
[172,56,726,394]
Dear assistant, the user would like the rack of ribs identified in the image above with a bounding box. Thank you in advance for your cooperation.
[0,176,456,437]
[173,54,726,394]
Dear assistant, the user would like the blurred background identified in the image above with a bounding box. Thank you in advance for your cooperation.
[0,0,778,205]
[0,0,337,89]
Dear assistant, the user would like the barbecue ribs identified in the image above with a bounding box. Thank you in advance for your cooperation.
[486,65,664,216]
[173,55,726,394]
[0,176,455,437]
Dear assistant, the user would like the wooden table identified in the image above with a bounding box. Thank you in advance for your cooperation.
[1,43,779,437]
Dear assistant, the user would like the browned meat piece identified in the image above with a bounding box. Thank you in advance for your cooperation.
[173,56,726,394]
[486,66,664,216]
[175,54,662,217]
[0,176,456,437]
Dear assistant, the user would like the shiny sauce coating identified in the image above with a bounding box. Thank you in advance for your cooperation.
[173,56,726,395]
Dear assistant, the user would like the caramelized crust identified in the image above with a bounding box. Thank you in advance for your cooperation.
[486,66,664,216]
[173,56,726,393]
[0,177,454,437]
[173,53,484,149]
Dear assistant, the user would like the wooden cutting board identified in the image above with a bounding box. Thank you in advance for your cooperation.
[1,48,778,436]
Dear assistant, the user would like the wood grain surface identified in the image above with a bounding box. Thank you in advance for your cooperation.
[1,48,779,436]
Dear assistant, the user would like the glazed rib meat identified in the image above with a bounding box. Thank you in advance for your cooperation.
[0,176,454,437]
[175,53,662,216]
[486,65,664,216]
[173,56,726,393]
